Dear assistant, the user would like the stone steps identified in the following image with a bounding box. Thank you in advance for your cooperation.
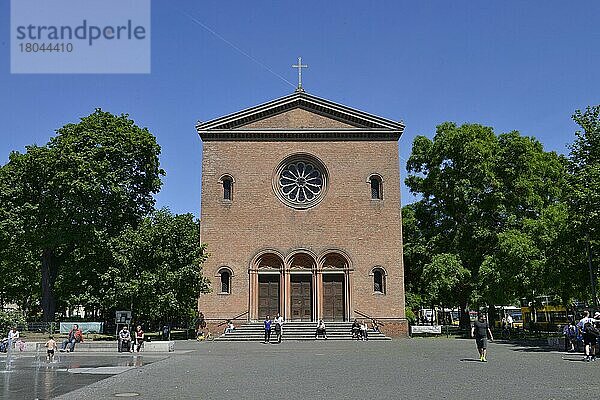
[214,322,390,341]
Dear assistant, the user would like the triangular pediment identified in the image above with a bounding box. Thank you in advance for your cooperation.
[238,107,358,129]
[196,91,404,141]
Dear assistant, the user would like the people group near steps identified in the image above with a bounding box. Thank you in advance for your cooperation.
[351,319,379,340]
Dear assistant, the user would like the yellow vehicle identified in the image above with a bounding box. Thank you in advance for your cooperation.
[521,304,568,332]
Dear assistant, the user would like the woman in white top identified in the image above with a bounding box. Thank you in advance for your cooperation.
[360,321,368,341]
[224,320,235,333]
[315,320,327,339]
[273,313,284,343]
[8,327,19,349]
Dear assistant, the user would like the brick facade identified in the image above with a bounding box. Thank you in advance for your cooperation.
[197,92,407,334]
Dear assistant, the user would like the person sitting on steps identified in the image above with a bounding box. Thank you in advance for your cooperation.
[371,319,380,333]
[60,324,83,353]
[224,320,235,334]
[351,319,361,340]
[315,320,327,339]
[360,320,368,341]
[118,325,132,353]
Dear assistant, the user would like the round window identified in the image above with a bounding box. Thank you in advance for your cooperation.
[274,154,328,209]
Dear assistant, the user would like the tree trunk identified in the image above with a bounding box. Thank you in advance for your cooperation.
[460,303,471,333]
[488,304,497,328]
[41,248,58,322]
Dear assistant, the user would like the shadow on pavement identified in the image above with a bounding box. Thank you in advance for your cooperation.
[459,358,482,362]
[561,357,589,362]
[494,339,556,353]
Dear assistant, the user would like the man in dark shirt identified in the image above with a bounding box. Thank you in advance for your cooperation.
[263,315,272,344]
[471,313,494,362]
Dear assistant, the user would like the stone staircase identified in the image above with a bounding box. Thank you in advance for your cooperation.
[214,321,390,341]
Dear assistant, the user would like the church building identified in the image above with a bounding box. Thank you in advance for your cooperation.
[196,87,408,336]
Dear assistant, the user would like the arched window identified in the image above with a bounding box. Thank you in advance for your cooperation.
[218,268,232,294]
[371,267,386,294]
[219,175,234,201]
[223,178,232,201]
[369,175,383,200]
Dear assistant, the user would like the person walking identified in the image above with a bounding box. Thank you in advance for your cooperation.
[45,336,57,362]
[273,313,284,343]
[263,315,272,344]
[577,311,598,362]
[563,319,577,352]
[471,313,494,362]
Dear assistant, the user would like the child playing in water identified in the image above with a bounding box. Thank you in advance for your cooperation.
[45,336,57,362]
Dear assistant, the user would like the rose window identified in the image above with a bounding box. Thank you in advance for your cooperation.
[274,154,328,209]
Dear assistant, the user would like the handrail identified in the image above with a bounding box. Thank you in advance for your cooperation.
[216,311,248,327]
[354,309,385,326]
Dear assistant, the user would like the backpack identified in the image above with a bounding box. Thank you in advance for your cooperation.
[584,322,600,338]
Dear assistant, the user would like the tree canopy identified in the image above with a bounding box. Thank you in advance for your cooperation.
[101,209,210,326]
[403,120,577,325]
[0,110,164,321]
[568,105,600,307]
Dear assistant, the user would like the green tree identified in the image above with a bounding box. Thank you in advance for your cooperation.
[481,132,568,308]
[0,237,39,313]
[406,122,500,326]
[402,203,430,294]
[568,105,600,306]
[0,310,26,335]
[421,253,471,310]
[0,110,163,321]
[102,209,209,326]
[405,122,568,326]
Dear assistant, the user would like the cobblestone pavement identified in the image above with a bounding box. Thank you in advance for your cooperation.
[4,339,598,399]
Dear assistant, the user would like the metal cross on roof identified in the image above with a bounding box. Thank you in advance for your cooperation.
[292,56,308,92]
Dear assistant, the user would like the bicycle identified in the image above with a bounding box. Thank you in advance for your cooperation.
[500,326,526,340]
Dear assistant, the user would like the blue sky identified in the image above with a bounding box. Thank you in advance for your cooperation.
[1,1,598,217]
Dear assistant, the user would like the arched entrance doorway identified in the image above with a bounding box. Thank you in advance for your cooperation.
[250,252,284,320]
[319,252,351,321]
[250,249,351,322]
[288,253,314,321]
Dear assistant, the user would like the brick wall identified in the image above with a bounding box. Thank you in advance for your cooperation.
[379,320,410,338]
[199,110,405,323]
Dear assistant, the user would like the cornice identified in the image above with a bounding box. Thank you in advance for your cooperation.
[196,91,405,139]
[200,129,401,142]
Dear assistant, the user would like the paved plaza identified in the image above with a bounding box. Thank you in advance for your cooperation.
[2,338,598,399]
